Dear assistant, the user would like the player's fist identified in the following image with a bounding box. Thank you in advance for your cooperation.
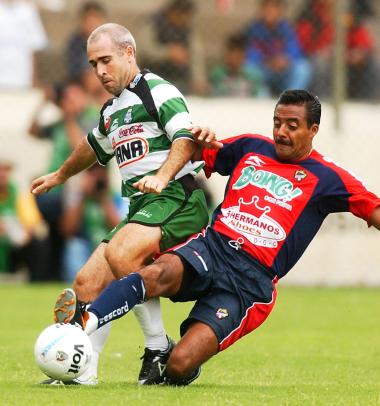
[133,175,168,194]
[189,126,223,150]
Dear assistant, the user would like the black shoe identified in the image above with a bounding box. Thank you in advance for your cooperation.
[53,288,88,329]
[138,337,175,385]
[165,366,201,386]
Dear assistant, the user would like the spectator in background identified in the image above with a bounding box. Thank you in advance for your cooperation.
[296,0,378,99]
[296,0,334,97]
[244,0,311,95]
[60,165,123,282]
[31,81,98,175]
[0,0,47,89]
[346,1,379,99]
[65,1,109,105]
[0,156,49,280]
[66,1,106,81]
[148,0,196,94]
[210,34,269,97]
[29,80,99,280]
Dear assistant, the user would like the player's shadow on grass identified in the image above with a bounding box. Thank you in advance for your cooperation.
[32,382,256,390]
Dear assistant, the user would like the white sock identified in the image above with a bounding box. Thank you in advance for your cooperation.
[85,312,100,336]
[80,316,111,381]
[133,297,168,351]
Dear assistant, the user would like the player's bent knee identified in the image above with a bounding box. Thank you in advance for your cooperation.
[73,266,111,302]
[140,258,182,298]
[167,346,197,377]
[73,272,100,302]
[139,264,169,297]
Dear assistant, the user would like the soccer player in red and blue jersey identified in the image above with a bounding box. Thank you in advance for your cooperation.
[59,90,380,385]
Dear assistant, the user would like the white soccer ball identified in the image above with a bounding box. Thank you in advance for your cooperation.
[34,323,92,381]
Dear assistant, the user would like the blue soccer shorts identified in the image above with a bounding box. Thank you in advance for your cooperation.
[169,227,278,351]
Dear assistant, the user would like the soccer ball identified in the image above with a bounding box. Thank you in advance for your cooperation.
[34,323,92,381]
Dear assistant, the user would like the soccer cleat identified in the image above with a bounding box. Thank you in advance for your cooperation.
[138,336,176,385]
[53,288,88,329]
[165,366,201,386]
[39,376,98,386]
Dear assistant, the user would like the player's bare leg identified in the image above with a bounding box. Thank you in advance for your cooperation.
[104,222,161,278]
[46,243,115,386]
[105,223,173,384]
[166,322,219,385]
[73,242,115,302]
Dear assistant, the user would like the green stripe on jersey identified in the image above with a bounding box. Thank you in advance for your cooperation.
[146,78,171,90]
[158,97,189,128]
[87,133,114,165]
[148,133,172,152]
[172,130,193,142]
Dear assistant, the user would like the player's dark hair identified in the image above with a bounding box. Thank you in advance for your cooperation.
[276,89,321,127]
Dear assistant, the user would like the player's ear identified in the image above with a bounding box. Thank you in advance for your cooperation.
[310,123,319,139]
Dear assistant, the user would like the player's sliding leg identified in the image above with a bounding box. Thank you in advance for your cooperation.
[85,254,184,331]
[84,254,209,385]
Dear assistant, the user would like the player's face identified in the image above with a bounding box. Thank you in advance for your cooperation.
[88,34,136,96]
[273,104,319,161]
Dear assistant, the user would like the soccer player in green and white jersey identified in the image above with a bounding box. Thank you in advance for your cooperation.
[31,23,209,386]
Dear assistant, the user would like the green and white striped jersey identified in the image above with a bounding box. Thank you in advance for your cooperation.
[87,70,203,198]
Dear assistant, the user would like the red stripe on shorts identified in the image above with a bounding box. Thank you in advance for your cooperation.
[219,282,277,351]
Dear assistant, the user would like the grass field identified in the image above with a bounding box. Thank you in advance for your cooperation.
[0,284,379,406]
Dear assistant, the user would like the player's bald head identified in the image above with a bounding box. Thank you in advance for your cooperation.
[87,23,137,55]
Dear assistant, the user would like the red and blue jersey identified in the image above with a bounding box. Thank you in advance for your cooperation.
[202,134,380,279]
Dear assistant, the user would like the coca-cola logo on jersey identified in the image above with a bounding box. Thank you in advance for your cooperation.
[119,124,144,138]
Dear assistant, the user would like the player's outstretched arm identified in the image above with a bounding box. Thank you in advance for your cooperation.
[369,206,380,230]
[31,138,97,195]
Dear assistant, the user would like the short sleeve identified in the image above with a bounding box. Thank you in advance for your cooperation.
[151,82,193,142]
[319,158,380,223]
[86,103,114,165]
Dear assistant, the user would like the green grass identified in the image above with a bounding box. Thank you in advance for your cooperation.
[0,284,380,406]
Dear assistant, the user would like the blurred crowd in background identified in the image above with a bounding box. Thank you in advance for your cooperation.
[0,0,379,282]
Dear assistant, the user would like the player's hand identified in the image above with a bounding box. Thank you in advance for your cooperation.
[30,171,66,195]
[189,126,223,150]
[133,175,168,194]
